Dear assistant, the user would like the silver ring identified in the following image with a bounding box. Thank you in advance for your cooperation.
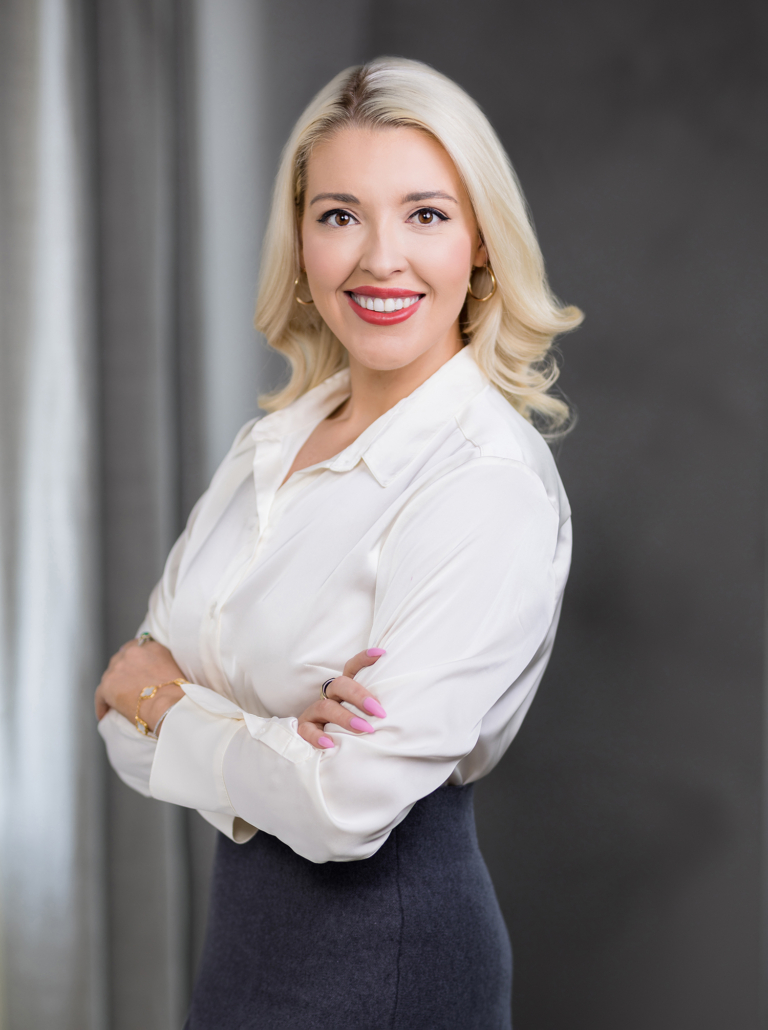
[321,677,335,700]
[136,632,153,647]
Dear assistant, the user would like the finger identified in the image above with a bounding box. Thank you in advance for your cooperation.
[309,696,377,734]
[342,647,386,680]
[324,675,387,721]
[94,689,110,722]
[297,720,335,750]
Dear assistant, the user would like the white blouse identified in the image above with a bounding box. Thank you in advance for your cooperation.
[99,346,572,863]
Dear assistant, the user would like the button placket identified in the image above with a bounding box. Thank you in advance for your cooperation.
[197,510,266,701]
[199,404,355,701]
[199,439,314,697]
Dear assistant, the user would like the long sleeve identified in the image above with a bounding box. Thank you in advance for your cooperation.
[149,457,568,862]
[97,498,257,841]
[97,418,258,820]
[97,522,194,794]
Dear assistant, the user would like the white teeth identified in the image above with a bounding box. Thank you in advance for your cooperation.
[351,293,421,311]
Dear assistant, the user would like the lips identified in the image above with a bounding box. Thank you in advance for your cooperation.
[346,287,424,325]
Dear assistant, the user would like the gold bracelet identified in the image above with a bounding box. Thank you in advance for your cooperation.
[135,678,187,736]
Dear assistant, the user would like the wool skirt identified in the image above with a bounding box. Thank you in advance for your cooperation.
[184,784,512,1029]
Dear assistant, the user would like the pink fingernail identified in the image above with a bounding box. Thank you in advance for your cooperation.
[366,648,386,657]
[362,697,387,719]
[350,716,375,734]
[318,736,334,749]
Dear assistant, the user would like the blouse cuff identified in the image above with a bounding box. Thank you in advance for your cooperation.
[149,693,243,815]
[98,708,156,797]
[148,682,316,842]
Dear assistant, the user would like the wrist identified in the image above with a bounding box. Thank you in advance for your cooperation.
[144,684,186,733]
[134,679,186,736]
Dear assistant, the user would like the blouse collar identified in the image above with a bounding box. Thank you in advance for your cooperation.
[251,345,489,488]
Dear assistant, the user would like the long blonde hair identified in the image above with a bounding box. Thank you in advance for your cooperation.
[255,57,583,436]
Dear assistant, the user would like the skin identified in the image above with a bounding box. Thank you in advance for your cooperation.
[95,124,485,749]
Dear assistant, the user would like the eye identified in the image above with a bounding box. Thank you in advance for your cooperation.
[319,209,356,227]
[411,208,447,226]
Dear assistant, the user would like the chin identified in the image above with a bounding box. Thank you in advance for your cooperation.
[337,316,437,368]
[346,337,428,372]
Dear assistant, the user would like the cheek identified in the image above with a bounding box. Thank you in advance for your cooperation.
[302,230,352,287]
[421,236,474,305]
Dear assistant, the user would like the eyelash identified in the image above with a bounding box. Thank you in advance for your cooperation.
[318,207,449,227]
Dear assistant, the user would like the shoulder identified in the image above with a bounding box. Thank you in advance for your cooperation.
[390,416,565,561]
[181,416,260,545]
[381,440,565,586]
[205,416,261,486]
[452,385,571,526]
[229,416,261,456]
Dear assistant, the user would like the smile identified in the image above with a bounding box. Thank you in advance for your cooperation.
[346,289,425,325]
[350,292,420,312]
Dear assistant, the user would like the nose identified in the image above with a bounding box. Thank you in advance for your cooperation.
[358,218,407,280]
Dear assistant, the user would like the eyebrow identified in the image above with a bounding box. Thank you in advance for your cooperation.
[401,190,458,204]
[308,189,459,207]
[309,192,360,206]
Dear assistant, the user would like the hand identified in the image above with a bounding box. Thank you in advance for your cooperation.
[298,649,388,750]
[95,637,187,733]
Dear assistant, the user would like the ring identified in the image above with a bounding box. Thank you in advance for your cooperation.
[321,678,335,700]
[136,632,153,647]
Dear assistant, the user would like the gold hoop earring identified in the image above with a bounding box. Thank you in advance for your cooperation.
[294,276,314,306]
[467,264,497,302]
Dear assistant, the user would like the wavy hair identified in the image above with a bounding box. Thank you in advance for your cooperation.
[255,57,583,436]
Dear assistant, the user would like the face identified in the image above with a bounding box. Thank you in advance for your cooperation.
[300,125,486,374]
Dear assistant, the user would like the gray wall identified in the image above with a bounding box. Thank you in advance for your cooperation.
[94,1,767,1027]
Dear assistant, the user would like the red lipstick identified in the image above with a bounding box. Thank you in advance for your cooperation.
[346,286,425,325]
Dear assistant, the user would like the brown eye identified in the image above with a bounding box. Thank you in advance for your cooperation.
[325,211,352,227]
[417,210,434,224]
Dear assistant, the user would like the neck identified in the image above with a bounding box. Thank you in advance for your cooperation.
[333,326,464,432]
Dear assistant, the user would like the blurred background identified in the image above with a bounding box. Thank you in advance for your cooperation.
[0,0,766,1027]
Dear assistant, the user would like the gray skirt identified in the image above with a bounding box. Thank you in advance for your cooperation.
[185,784,512,1029]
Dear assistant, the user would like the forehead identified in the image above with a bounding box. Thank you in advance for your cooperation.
[306,124,465,199]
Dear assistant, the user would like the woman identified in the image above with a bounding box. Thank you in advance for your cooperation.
[96,57,581,1029]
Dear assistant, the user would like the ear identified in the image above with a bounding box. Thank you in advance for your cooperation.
[472,233,488,269]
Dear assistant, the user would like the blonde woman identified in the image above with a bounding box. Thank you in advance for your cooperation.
[96,58,581,1029]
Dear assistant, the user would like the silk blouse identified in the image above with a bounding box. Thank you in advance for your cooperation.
[98,346,572,863]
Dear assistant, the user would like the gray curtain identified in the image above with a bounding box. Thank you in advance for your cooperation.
[97,2,200,1025]
[0,1,104,1027]
[1,1,766,1028]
